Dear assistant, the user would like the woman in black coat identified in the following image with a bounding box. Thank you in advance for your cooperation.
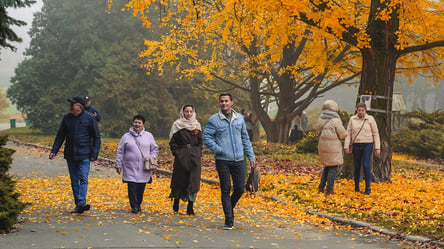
[168,105,202,215]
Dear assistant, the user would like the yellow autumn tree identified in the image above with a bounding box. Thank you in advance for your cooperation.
[237,0,444,180]
[113,0,443,181]
[283,0,444,181]
[111,0,361,143]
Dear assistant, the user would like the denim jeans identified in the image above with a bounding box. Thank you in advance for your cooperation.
[215,160,245,226]
[67,159,90,206]
[319,166,338,192]
[352,143,373,191]
[127,182,146,209]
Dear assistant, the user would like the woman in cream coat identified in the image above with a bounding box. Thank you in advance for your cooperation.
[316,100,347,194]
[344,102,380,195]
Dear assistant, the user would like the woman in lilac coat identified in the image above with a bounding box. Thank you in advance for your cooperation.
[115,115,158,213]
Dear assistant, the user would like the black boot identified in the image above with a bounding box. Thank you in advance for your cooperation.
[186,201,194,215]
[173,198,179,212]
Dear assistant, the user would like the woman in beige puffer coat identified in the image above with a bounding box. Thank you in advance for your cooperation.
[316,100,347,194]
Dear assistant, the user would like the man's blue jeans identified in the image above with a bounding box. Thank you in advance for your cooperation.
[352,143,373,191]
[67,159,90,206]
[215,160,245,226]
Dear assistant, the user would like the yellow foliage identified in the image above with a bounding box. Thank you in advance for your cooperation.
[11,144,444,239]
[109,0,444,85]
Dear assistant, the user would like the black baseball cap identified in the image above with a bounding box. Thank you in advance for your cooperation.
[67,96,86,107]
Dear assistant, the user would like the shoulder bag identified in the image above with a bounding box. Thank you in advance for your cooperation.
[346,119,366,154]
[134,136,158,171]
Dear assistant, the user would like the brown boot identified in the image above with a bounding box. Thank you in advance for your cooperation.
[318,188,325,193]
[326,190,336,195]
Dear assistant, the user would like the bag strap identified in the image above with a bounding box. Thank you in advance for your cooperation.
[319,119,332,137]
[133,136,146,158]
[351,119,366,144]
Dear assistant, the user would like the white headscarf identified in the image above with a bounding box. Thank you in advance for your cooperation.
[168,105,202,140]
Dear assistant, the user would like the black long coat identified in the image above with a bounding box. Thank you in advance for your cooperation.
[169,128,202,198]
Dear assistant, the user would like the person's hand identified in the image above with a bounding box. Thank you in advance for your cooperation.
[250,160,256,169]
[344,148,350,154]
[116,168,122,174]
[92,111,97,117]
[49,153,55,160]
[90,158,97,162]
[375,149,381,156]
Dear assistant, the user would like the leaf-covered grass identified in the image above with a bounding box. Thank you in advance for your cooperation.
[2,127,443,241]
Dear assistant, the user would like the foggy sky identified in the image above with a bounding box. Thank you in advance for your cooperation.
[0,1,43,89]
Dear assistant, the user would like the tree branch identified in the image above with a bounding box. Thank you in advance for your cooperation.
[210,72,250,92]
[400,40,444,55]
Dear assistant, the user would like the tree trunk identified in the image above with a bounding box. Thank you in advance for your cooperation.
[356,48,397,182]
[249,75,305,144]
[343,0,401,183]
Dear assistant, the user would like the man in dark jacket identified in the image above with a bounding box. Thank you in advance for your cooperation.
[49,96,101,214]
[84,96,101,122]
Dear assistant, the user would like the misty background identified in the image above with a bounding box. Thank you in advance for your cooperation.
[0,1,43,90]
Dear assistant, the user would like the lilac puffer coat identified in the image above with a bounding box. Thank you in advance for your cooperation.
[115,128,158,183]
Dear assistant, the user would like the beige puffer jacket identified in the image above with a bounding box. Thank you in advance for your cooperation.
[344,114,380,150]
[316,100,347,166]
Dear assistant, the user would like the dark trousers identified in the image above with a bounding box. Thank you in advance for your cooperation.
[127,182,146,209]
[215,160,245,226]
[319,166,338,192]
[352,143,373,191]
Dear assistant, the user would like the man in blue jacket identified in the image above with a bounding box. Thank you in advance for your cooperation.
[49,96,101,214]
[84,96,101,122]
[203,93,256,230]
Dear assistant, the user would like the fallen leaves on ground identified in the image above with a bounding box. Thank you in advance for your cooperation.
[10,141,444,244]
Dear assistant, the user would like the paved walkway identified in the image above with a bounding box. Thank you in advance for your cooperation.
[1,142,411,249]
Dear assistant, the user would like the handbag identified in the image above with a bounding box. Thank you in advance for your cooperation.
[134,137,158,171]
[144,156,158,171]
[347,143,353,154]
[346,120,366,154]
[246,166,260,194]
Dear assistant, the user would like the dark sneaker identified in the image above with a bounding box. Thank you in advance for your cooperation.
[81,204,91,212]
[131,207,141,213]
[223,224,233,230]
[70,206,81,214]
[364,190,371,195]
[71,205,85,214]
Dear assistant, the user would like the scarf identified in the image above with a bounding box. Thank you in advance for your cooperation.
[168,106,202,140]
[320,109,340,119]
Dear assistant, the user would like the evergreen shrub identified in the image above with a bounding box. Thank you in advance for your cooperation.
[0,136,27,233]
[392,110,444,159]
[296,129,318,153]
